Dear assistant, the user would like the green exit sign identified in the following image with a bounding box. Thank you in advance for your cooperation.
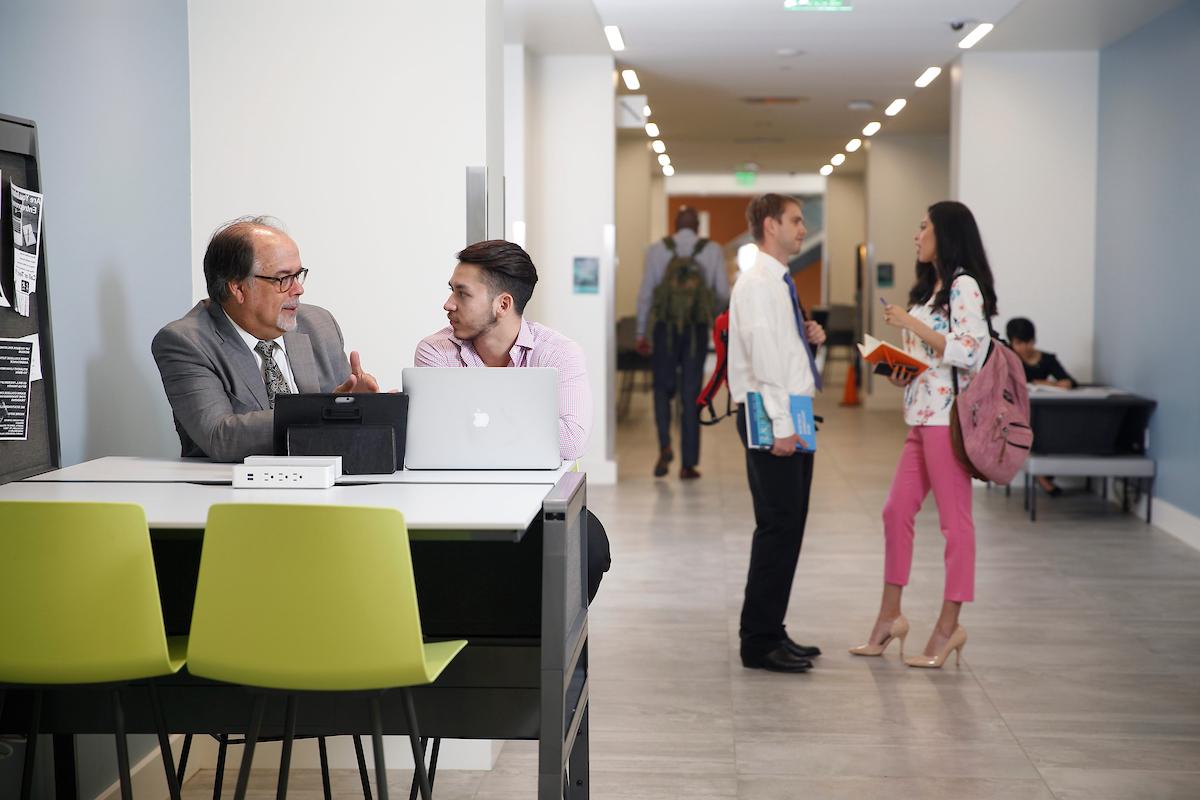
[783,0,853,10]
[735,170,758,187]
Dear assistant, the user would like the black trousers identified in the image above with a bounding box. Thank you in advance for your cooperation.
[651,321,709,468]
[736,404,815,659]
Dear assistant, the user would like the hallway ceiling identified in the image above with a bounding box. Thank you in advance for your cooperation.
[590,0,1185,176]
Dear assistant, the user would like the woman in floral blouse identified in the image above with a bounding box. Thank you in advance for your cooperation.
[850,201,997,669]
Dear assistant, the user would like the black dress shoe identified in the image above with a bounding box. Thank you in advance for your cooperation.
[782,638,822,659]
[742,646,813,673]
[653,447,673,477]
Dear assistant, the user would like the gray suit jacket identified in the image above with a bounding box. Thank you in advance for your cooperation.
[151,301,351,462]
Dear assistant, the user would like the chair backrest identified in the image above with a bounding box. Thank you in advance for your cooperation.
[0,501,174,684]
[187,504,432,691]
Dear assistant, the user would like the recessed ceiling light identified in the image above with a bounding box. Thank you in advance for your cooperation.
[784,0,853,10]
[652,140,666,154]
[662,164,675,177]
[776,47,805,57]
[819,164,834,176]
[845,138,862,152]
[884,98,906,117]
[958,22,994,49]
[862,121,881,136]
[643,104,652,117]
[645,122,660,137]
[603,26,625,52]
[915,67,942,88]
[847,99,874,111]
[658,154,671,166]
[831,153,846,166]
[621,69,640,91]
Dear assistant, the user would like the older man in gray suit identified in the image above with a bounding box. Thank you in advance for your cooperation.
[152,217,378,462]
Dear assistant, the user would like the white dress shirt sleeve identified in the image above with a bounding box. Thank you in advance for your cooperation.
[742,282,796,439]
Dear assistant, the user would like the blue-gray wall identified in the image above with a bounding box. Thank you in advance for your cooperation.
[0,0,191,469]
[1095,0,1200,518]
[0,2,190,796]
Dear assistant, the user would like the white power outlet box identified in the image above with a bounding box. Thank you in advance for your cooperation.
[233,463,337,489]
[243,455,343,479]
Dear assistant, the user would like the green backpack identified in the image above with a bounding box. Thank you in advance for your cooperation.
[649,237,717,350]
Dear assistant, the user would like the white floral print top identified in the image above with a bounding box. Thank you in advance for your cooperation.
[902,273,990,427]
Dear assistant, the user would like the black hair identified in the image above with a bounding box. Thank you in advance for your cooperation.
[204,216,286,303]
[1006,317,1035,343]
[907,200,998,319]
[456,239,539,314]
[675,206,700,232]
[746,193,801,242]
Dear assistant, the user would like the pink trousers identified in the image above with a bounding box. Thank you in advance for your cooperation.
[882,425,975,602]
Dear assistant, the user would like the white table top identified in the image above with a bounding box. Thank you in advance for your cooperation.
[0,479,550,533]
[26,456,572,486]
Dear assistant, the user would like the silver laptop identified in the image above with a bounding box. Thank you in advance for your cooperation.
[402,367,561,469]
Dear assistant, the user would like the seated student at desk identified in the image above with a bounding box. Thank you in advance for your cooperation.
[1006,317,1077,389]
[415,240,610,598]
[152,216,379,461]
[1006,316,1075,496]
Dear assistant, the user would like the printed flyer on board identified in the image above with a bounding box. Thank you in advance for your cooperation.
[10,181,44,317]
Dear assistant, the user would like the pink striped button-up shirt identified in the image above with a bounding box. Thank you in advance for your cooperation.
[413,319,593,461]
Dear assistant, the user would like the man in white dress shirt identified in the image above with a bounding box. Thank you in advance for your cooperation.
[728,194,826,673]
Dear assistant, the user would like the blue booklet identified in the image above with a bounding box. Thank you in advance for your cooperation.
[745,391,816,452]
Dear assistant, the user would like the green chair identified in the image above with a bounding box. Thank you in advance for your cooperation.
[0,501,186,800]
[186,504,467,800]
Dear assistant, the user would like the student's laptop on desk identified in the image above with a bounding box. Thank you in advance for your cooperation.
[402,367,562,469]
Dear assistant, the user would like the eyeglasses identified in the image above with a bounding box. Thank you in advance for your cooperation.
[253,268,309,293]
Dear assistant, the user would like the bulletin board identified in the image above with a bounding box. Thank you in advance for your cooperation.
[0,113,60,483]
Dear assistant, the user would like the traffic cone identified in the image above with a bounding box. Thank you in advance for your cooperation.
[840,362,861,406]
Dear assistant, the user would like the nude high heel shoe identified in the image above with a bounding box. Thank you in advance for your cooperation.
[848,615,909,658]
[904,625,967,668]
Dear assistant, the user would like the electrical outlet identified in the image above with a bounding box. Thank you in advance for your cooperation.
[233,464,336,489]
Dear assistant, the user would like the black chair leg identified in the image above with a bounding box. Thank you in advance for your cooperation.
[20,690,41,800]
[406,738,431,800]
[427,739,441,792]
[233,694,267,800]
[317,737,333,800]
[177,733,193,786]
[276,695,298,800]
[149,683,183,800]
[368,696,391,800]
[213,736,229,800]
[112,690,134,800]
[354,735,374,799]
[399,689,432,800]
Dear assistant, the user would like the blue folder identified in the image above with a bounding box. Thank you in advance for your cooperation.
[745,391,816,452]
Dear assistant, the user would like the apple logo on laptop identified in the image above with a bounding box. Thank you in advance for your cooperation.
[472,409,490,428]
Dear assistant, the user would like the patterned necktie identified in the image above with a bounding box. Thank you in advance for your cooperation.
[255,340,292,408]
[783,272,823,391]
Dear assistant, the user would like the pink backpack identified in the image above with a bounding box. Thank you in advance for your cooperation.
[948,311,1033,485]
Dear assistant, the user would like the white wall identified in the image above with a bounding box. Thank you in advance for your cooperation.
[189,0,504,393]
[953,51,1099,380]
[504,43,528,243]
[863,134,950,408]
[522,53,617,481]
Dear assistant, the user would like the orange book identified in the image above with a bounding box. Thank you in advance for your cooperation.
[857,334,931,377]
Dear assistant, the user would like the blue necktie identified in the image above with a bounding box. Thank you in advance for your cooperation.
[783,272,822,391]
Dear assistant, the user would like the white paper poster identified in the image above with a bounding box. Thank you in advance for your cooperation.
[10,181,44,317]
[0,337,34,441]
[0,169,8,309]
[18,333,41,382]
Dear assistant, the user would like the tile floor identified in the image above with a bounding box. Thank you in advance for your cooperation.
[184,385,1200,799]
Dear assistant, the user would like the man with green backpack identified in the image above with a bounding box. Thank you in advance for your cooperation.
[635,207,729,478]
